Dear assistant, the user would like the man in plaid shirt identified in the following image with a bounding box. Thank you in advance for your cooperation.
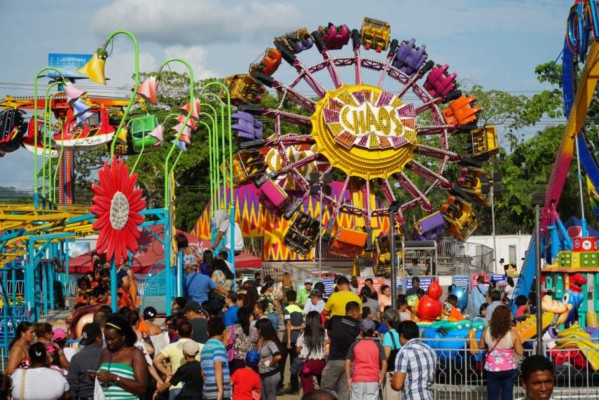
[391,321,437,400]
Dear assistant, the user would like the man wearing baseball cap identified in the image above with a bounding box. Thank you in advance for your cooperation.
[303,289,325,314]
[157,341,204,399]
[183,301,209,344]
[67,323,103,400]
[297,278,314,308]
[345,318,387,400]
[153,320,202,399]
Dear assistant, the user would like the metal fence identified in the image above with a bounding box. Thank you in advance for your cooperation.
[428,338,599,398]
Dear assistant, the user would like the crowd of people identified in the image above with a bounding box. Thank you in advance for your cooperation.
[0,244,556,400]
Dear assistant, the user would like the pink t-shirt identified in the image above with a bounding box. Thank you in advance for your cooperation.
[346,338,386,383]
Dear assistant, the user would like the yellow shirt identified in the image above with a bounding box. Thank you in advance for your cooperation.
[324,290,362,317]
[159,338,203,389]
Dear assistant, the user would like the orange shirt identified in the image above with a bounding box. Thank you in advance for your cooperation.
[449,307,465,321]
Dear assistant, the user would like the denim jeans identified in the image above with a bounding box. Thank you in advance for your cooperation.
[169,388,182,400]
[486,368,518,400]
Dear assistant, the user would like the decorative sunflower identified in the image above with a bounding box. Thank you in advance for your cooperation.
[91,158,146,262]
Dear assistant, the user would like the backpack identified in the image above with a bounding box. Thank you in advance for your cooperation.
[226,325,236,361]
[387,330,400,371]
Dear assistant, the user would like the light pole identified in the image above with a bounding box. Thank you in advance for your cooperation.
[310,173,332,278]
[389,200,402,309]
[485,171,502,272]
[532,192,544,355]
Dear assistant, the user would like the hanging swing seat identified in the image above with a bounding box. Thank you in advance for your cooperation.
[283,212,321,255]
[440,196,477,242]
[129,114,160,152]
[0,108,27,153]
[330,227,368,258]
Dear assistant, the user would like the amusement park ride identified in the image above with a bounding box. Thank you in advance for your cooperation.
[3,4,599,373]
[192,17,499,268]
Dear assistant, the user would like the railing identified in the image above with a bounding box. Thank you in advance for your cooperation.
[426,338,599,398]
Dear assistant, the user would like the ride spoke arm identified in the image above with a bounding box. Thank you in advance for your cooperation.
[322,51,344,88]
[265,77,316,112]
[280,49,327,98]
[262,108,312,127]
[413,144,460,161]
[405,160,453,190]
[377,40,399,88]
[395,172,433,212]
[396,60,434,99]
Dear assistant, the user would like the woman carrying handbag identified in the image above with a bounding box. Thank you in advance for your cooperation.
[479,306,524,400]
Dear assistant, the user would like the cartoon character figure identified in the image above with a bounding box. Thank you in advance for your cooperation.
[563,273,587,328]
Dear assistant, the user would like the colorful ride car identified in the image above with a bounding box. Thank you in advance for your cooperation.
[360,17,391,52]
[274,28,314,54]
[424,65,457,99]
[129,114,160,152]
[0,108,27,153]
[258,178,291,215]
[392,39,427,77]
[442,96,481,126]
[469,126,499,161]
[412,212,448,241]
[224,74,266,105]
[22,117,59,157]
[54,108,116,149]
[440,196,478,242]
[227,149,266,186]
[457,167,491,206]
[232,112,263,141]
[330,227,368,258]
[250,48,282,77]
[283,212,321,255]
[318,23,350,50]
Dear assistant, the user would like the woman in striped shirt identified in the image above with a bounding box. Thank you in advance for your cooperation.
[96,315,148,399]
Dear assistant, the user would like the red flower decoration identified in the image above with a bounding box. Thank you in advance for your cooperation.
[91,158,146,262]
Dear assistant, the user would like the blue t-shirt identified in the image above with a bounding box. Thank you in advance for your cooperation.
[382,329,401,350]
[201,338,231,400]
[185,272,217,304]
[224,304,239,327]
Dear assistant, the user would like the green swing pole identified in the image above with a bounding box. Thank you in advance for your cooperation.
[33,67,66,209]
[159,58,196,315]
[200,92,228,215]
[198,120,215,216]
[42,84,62,201]
[198,96,217,216]
[198,82,234,288]
[87,30,142,161]
[199,105,220,207]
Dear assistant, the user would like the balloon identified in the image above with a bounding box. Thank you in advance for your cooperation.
[427,279,443,300]
[418,295,442,322]
[452,286,468,311]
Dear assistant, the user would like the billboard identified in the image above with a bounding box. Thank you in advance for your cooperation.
[47,53,92,79]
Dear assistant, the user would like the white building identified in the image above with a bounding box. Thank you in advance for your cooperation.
[466,234,532,274]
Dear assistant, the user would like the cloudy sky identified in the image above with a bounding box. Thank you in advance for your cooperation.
[0,0,567,190]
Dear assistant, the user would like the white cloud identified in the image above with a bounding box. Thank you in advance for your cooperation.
[163,45,219,80]
[92,0,304,46]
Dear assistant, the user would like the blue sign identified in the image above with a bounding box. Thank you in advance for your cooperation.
[404,277,434,291]
[452,275,470,289]
[490,274,507,286]
[48,53,92,79]
[322,278,335,296]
